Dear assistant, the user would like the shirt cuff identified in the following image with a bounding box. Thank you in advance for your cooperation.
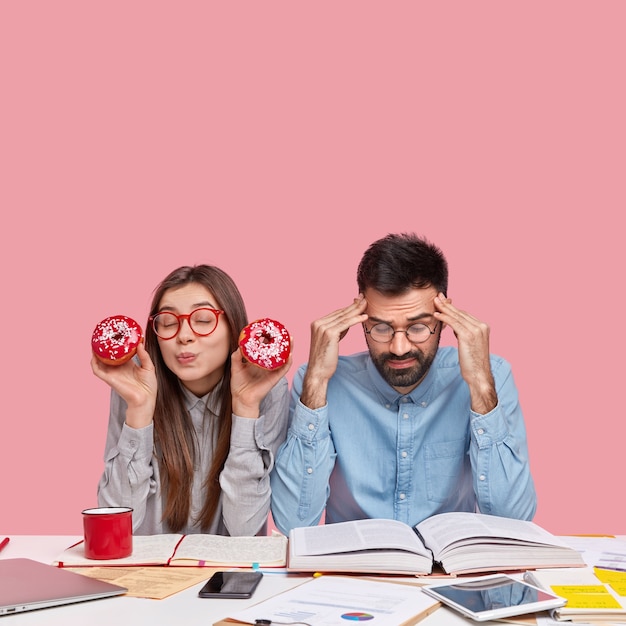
[470,403,509,445]
[289,400,329,442]
[230,413,261,449]
[118,422,154,459]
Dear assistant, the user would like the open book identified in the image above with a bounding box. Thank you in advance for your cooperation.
[524,567,626,622]
[54,533,287,568]
[287,512,586,576]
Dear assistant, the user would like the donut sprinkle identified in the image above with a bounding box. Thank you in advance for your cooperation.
[239,318,291,370]
[92,316,141,361]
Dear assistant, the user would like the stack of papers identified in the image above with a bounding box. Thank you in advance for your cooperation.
[213,575,441,626]
[525,566,626,622]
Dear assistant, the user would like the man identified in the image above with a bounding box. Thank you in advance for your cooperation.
[270,232,536,534]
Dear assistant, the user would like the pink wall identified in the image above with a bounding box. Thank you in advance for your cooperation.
[1,2,624,536]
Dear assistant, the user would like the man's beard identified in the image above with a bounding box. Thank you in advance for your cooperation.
[371,343,438,389]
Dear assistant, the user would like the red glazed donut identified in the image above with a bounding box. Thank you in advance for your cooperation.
[238,318,291,370]
[92,315,143,366]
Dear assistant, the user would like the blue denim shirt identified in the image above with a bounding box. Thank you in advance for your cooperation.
[270,346,536,535]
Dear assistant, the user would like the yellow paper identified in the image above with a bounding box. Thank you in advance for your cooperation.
[610,582,626,596]
[548,584,621,610]
[550,584,606,594]
[594,567,626,583]
[554,592,621,610]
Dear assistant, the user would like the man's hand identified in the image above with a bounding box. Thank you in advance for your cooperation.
[301,295,368,409]
[434,293,497,414]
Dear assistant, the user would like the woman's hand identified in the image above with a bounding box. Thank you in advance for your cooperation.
[230,343,293,418]
[91,341,158,427]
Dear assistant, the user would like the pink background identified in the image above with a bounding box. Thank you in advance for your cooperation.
[1,2,624,536]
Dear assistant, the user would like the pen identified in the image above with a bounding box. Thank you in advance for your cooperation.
[0,537,9,553]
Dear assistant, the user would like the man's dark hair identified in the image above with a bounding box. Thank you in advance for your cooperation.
[356,232,448,296]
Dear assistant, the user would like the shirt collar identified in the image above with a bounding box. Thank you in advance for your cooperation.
[180,378,224,414]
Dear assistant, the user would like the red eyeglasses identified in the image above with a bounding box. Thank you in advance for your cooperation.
[149,307,225,340]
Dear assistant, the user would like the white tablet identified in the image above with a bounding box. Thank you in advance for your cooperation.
[421,574,566,622]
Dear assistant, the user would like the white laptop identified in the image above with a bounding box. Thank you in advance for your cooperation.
[0,558,127,616]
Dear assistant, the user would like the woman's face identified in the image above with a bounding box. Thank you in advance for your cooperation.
[155,283,231,396]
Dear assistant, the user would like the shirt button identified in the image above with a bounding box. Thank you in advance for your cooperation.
[399,493,406,500]
[401,451,408,458]
[306,467,313,474]
[308,423,315,431]
[129,440,137,449]
[477,428,485,435]
[403,413,409,419]
[420,401,427,407]
[479,474,486,481]
[402,397,410,404]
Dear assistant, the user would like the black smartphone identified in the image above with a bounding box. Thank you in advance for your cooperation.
[198,571,263,599]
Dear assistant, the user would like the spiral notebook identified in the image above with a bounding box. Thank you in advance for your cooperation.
[0,558,127,616]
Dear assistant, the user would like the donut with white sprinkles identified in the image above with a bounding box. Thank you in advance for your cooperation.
[238,318,291,370]
[92,315,143,366]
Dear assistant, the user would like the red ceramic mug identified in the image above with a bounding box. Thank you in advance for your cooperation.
[82,507,133,559]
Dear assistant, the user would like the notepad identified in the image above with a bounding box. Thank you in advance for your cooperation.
[524,567,626,622]
[54,533,287,568]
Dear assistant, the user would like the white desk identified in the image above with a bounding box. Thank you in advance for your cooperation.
[0,535,514,625]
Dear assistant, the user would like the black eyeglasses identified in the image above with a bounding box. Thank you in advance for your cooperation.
[364,321,439,344]
[149,307,225,340]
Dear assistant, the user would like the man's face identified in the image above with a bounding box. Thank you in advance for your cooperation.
[363,286,442,393]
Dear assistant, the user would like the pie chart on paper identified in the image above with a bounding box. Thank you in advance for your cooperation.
[341,613,375,621]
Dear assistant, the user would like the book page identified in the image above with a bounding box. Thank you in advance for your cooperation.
[172,534,287,566]
[290,518,430,557]
[54,534,183,567]
[416,512,570,560]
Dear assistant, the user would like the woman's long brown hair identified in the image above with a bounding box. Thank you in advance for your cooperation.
[144,265,248,532]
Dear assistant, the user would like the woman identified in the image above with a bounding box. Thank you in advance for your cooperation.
[91,265,291,536]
